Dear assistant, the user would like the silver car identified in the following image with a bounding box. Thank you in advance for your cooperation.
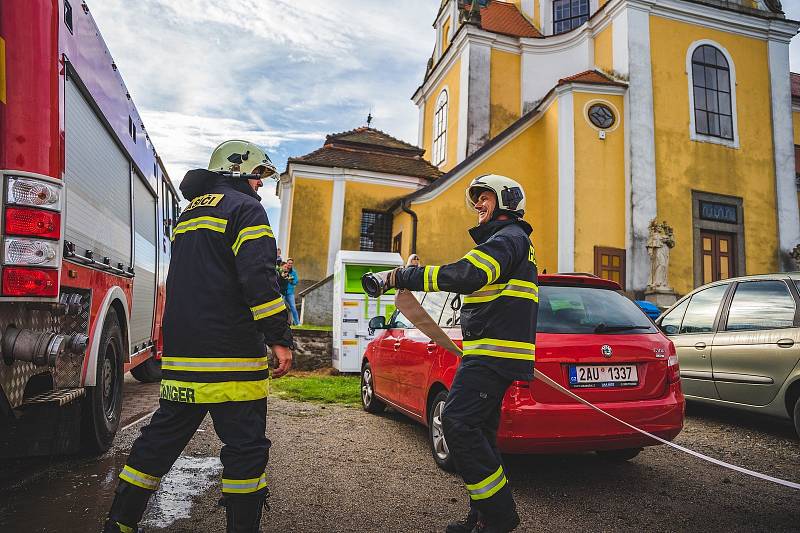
[656,273,800,437]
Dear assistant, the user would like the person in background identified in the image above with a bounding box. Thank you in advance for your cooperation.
[283,258,300,325]
[277,261,290,299]
[276,248,283,266]
[406,254,421,267]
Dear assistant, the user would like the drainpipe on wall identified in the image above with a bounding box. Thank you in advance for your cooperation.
[401,200,418,255]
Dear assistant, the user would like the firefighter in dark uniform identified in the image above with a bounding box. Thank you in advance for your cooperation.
[384,175,537,533]
[104,140,294,533]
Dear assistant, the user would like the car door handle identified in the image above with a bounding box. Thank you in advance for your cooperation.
[426,341,436,353]
[777,339,794,348]
[694,342,707,350]
[393,341,401,351]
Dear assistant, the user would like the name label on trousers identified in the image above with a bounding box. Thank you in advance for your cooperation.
[160,384,196,403]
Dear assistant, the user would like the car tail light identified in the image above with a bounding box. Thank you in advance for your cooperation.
[2,267,59,297]
[6,177,62,211]
[667,354,680,384]
[5,207,61,239]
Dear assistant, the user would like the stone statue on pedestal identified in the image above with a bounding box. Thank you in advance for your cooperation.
[790,243,800,271]
[644,219,678,308]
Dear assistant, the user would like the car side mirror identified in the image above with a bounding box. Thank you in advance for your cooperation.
[660,324,679,336]
[368,316,387,336]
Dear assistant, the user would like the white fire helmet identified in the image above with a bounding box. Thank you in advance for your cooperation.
[208,140,279,180]
[466,174,526,218]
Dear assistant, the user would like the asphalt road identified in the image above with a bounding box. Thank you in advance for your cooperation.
[0,377,798,532]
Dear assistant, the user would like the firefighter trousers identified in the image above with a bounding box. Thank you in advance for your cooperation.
[108,397,269,529]
[441,362,516,521]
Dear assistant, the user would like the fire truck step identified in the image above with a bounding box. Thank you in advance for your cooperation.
[22,388,86,407]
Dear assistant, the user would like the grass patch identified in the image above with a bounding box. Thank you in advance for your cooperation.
[290,324,333,332]
[270,373,360,406]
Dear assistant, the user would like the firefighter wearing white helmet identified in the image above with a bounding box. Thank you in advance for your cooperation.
[105,141,292,533]
[383,174,538,533]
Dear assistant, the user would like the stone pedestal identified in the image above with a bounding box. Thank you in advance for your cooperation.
[644,288,678,309]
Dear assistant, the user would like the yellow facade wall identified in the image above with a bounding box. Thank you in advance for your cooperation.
[572,92,626,275]
[408,101,560,274]
[422,58,462,173]
[287,178,333,282]
[490,49,522,139]
[341,181,413,252]
[593,24,613,74]
[392,211,414,262]
[650,15,778,294]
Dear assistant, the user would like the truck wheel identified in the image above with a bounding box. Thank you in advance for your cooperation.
[82,308,125,454]
[428,390,455,472]
[361,362,385,414]
[131,356,162,383]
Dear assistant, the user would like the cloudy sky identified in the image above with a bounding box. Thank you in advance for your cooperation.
[90,1,800,234]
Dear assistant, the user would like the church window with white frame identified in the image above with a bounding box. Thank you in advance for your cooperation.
[553,0,590,35]
[432,89,448,166]
[690,44,734,141]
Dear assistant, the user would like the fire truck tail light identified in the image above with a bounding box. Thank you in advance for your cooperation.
[6,177,62,211]
[4,238,60,267]
[5,207,61,239]
[2,267,59,297]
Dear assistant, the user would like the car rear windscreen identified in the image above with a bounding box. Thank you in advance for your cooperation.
[538,285,657,334]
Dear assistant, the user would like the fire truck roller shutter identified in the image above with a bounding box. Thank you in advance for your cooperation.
[131,174,157,350]
[64,76,132,268]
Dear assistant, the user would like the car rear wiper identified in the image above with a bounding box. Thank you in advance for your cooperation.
[593,323,652,333]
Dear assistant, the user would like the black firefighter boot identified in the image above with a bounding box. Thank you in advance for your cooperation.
[472,508,520,533]
[224,493,266,533]
[446,507,481,533]
[102,482,151,532]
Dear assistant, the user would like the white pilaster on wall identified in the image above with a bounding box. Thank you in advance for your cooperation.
[626,4,658,292]
[557,87,575,273]
[277,180,292,253]
[612,8,629,76]
[417,100,426,149]
[767,37,800,270]
[521,0,535,19]
[326,177,346,276]
[457,42,471,162]
[467,41,492,156]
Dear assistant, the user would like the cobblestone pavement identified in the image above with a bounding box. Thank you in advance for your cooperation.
[0,377,798,532]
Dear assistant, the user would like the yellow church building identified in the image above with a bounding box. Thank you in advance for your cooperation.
[279,0,800,299]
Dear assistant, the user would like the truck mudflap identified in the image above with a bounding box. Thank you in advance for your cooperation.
[0,288,91,409]
[0,388,86,458]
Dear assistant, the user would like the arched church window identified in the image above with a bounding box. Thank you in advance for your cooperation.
[432,90,448,166]
[553,0,589,34]
[691,45,733,140]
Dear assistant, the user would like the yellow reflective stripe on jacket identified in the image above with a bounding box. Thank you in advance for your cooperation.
[465,465,508,501]
[463,249,500,284]
[462,338,536,361]
[232,225,274,256]
[160,379,269,403]
[221,472,268,494]
[172,216,228,241]
[423,265,441,292]
[161,356,269,372]
[250,297,286,320]
[119,465,161,491]
[115,522,135,533]
[463,279,539,304]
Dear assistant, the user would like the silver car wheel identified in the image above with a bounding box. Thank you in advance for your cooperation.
[362,368,374,406]
[431,400,450,461]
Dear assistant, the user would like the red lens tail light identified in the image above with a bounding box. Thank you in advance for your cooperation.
[5,207,61,239]
[2,267,59,297]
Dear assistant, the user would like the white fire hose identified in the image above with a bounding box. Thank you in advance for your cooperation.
[393,290,800,491]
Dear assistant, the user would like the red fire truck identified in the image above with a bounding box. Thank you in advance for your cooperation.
[0,1,180,456]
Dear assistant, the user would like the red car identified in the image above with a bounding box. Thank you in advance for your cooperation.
[361,274,685,470]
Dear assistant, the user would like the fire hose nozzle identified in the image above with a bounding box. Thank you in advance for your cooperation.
[1,327,89,367]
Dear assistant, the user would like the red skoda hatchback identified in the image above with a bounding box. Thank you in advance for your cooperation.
[361,274,685,469]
